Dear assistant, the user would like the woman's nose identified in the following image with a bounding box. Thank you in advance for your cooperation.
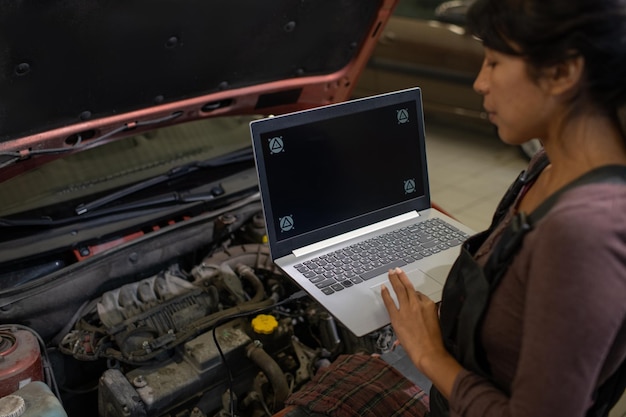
[473,66,488,96]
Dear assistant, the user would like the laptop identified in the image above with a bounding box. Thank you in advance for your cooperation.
[250,87,475,336]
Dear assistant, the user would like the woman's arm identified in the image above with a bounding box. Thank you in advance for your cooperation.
[382,268,463,399]
[452,188,626,417]
[383,187,626,417]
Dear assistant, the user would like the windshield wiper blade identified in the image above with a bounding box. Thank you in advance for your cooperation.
[0,168,259,228]
[83,182,226,215]
[74,147,253,215]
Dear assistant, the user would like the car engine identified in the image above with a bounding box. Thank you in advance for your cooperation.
[0,209,395,417]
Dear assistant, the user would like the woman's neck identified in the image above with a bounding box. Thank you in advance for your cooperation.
[517,110,626,214]
[542,110,626,182]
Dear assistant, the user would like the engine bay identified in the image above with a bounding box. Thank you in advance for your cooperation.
[0,207,396,417]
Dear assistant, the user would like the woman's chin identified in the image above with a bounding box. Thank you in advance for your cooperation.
[495,129,534,147]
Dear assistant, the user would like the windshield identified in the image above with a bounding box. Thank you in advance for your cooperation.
[0,115,259,219]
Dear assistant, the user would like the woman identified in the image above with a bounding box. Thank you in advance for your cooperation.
[286,0,626,415]
[382,0,626,415]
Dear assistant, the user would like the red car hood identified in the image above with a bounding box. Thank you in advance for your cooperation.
[0,0,397,182]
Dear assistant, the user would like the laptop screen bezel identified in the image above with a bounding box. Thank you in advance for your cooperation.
[250,87,432,260]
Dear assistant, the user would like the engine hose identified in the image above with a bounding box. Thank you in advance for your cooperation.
[236,263,266,303]
[246,341,290,410]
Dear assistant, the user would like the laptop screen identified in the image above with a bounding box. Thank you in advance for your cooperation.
[251,88,432,258]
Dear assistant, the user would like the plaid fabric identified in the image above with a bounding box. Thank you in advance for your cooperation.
[285,354,430,417]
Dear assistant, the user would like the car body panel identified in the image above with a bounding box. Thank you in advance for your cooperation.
[0,0,397,181]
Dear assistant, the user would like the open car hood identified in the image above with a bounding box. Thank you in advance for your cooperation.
[0,0,397,182]
[0,5,413,417]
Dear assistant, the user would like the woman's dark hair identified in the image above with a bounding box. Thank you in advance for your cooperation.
[466,0,626,112]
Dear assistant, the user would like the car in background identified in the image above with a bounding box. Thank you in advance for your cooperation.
[353,0,543,158]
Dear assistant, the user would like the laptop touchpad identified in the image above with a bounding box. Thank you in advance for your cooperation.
[370,268,442,307]
[422,264,453,284]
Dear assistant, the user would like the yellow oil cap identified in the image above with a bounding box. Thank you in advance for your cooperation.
[251,314,278,335]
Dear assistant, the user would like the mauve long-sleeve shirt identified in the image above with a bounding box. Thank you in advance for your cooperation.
[449,179,626,417]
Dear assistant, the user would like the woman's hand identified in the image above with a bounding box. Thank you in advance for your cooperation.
[381,268,461,395]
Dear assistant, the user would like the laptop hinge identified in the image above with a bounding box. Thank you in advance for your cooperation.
[292,211,420,258]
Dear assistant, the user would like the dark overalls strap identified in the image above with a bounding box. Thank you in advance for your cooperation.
[437,153,550,379]
[429,156,550,417]
[486,163,626,285]
[487,152,550,232]
[429,160,626,417]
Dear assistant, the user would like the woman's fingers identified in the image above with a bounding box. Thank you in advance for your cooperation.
[381,284,397,313]
[396,268,416,291]
[384,268,434,310]
[388,267,416,304]
[382,268,434,316]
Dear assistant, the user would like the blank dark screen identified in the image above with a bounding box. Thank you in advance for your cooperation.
[260,100,425,242]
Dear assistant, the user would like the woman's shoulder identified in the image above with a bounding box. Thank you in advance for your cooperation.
[531,181,626,244]
[518,181,626,306]
[545,180,626,221]
[525,181,626,279]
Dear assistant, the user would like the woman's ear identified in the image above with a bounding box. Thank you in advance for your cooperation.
[544,54,585,97]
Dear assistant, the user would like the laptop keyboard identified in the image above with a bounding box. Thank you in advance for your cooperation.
[293,218,470,295]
